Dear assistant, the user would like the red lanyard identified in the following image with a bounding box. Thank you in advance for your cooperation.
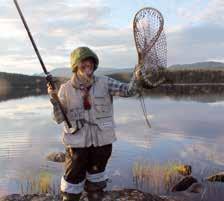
[81,86,91,110]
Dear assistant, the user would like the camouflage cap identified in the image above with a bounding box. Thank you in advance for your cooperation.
[70,47,99,72]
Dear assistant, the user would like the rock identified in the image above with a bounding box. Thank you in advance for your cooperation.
[187,182,204,193]
[173,165,192,176]
[171,176,198,192]
[205,172,224,182]
[0,194,23,201]
[163,192,202,201]
[46,152,65,163]
[0,189,181,201]
[0,194,57,201]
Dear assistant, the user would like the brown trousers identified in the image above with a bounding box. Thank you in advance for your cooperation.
[64,144,112,189]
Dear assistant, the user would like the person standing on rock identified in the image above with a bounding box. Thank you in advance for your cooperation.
[48,47,140,201]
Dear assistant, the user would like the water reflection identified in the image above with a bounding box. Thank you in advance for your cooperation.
[1,84,224,103]
[146,84,224,102]
[0,87,47,102]
[0,88,224,199]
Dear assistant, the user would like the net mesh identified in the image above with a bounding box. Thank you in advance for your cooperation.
[133,7,167,86]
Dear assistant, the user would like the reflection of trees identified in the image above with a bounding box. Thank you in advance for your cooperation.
[145,84,224,103]
[0,87,46,102]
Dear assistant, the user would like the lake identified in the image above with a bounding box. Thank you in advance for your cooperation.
[0,92,224,200]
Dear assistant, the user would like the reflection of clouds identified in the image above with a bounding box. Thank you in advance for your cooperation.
[208,101,224,107]
[0,131,30,159]
[113,98,189,149]
[0,96,51,119]
[158,131,186,141]
[0,96,63,195]
[116,131,152,149]
[115,113,154,125]
[180,141,224,166]
[1,95,224,195]
[0,96,62,158]
[113,97,224,167]
[0,179,10,196]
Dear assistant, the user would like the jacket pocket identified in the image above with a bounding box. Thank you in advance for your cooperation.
[94,97,111,118]
[68,107,85,121]
[97,120,114,130]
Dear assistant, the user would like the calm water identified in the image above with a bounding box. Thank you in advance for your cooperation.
[0,94,224,199]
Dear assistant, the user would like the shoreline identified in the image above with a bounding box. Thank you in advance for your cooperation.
[0,189,181,201]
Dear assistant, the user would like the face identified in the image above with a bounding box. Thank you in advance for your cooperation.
[78,58,95,77]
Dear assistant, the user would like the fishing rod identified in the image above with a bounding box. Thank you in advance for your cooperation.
[13,0,75,133]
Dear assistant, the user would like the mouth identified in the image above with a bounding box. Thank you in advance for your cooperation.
[85,68,93,76]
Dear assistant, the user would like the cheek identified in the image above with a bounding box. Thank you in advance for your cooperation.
[85,67,94,75]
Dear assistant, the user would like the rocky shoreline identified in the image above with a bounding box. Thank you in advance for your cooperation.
[0,189,179,201]
[2,153,221,201]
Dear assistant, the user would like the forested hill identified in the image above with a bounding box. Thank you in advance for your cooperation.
[0,72,67,89]
[0,72,46,88]
[0,72,68,101]
[2,67,224,91]
[169,61,224,70]
[1,69,224,102]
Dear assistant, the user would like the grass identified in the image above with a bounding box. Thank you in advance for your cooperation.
[132,160,183,194]
[14,161,224,201]
[132,160,224,201]
[19,171,60,195]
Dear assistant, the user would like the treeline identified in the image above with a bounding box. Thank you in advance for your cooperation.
[108,69,224,84]
[1,69,224,93]
[0,72,66,89]
[0,72,46,89]
[1,70,224,102]
[0,72,66,101]
[165,69,224,84]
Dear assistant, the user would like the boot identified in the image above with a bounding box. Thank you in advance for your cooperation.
[85,180,106,201]
[87,191,104,201]
[84,180,106,192]
[61,192,81,201]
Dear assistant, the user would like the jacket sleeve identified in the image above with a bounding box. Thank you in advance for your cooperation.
[107,73,139,97]
[49,84,67,124]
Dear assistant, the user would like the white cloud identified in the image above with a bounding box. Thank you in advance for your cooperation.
[1,0,224,74]
[164,0,224,65]
[196,0,224,25]
[0,0,115,73]
[167,23,224,65]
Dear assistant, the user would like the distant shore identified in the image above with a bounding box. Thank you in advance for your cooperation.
[1,70,224,103]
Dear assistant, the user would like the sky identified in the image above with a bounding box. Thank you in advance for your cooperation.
[0,0,224,75]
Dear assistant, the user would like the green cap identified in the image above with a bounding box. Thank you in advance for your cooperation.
[70,47,99,72]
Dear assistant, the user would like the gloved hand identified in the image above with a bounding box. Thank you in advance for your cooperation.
[133,64,143,80]
[47,82,58,100]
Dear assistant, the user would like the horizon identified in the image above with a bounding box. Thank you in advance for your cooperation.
[1,0,224,75]
[2,60,224,76]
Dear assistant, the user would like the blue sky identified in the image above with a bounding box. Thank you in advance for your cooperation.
[0,0,223,74]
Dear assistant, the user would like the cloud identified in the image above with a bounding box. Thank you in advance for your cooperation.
[167,23,224,65]
[0,0,115,73]
[1,0,224,74]
[196,0,224,25]
[165,0,224,65]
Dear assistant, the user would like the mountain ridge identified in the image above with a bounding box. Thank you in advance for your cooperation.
[169,61,224,70]
[34,61,224,78]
